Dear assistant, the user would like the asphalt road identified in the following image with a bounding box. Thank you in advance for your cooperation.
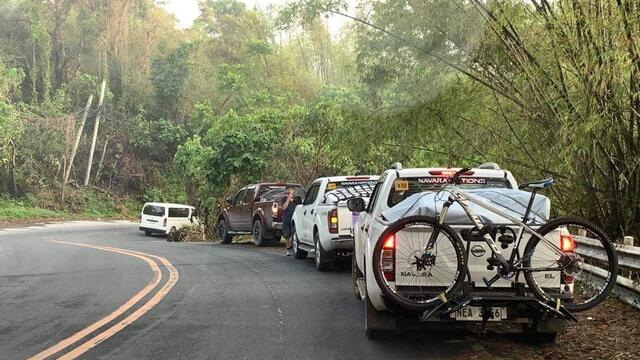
[0,221,494,360]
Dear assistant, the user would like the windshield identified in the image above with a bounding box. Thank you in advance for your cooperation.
[388,176,511,207]
[143,205,165,217]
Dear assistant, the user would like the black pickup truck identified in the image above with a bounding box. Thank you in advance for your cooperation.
[217,183,304,246]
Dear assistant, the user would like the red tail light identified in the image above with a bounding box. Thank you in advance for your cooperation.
[382,234,396,281]
[328,208,338,233]
[429,170,475,177]
[560,234,576,252]
[272,202,279,219]
[563,274,574,284]
[383,234,396,249]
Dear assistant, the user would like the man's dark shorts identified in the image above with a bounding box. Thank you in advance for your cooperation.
[282,203,296,239]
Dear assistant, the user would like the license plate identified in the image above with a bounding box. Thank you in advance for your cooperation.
[453,306,507,321]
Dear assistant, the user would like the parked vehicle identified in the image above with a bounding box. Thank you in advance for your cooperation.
[291,175,379,271]
[349,163,578,342]
[217,183,305,246]
[139,202,198,240]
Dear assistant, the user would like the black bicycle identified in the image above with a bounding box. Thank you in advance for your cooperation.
[372,168,618,312]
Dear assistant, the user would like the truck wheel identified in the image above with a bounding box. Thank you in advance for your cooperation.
[352,254,363,301]
[217,219,233,244]
[253,219,267,247]
[314,231,333,271]
[293,225,307,259]
[365,293,394,340]
[522,319,559,344]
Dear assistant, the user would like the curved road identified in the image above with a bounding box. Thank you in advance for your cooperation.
[0,221,490,359]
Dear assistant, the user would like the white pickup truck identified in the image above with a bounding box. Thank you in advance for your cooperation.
[350,163,569,342]
[291,175,379,271]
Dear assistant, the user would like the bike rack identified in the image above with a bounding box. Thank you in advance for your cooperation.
[419,283,578,324]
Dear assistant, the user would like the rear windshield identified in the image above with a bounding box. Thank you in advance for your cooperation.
[388,177,511,207]
[143,205,165,216]
[257,186,305,202]
[324,180,378,203]
[324,180,378,195]
[168,208,190,218]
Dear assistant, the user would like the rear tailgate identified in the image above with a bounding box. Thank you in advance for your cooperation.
[393,224,565,292]
[337,203,354,236]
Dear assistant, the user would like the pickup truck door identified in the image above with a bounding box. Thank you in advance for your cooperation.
[300,182,321,242]
[227,188,247,231]
[238,186,256,231]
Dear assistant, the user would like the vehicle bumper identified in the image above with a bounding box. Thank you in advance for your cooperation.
[322,235,354,252]
[139,226,166,234]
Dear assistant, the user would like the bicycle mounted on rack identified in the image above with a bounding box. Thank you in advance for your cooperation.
[371,168,618,328]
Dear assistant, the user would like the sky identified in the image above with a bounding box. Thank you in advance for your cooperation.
[160,0,354,36]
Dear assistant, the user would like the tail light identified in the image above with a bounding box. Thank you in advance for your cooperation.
[560,234,576,252]
[560,233,576,285]
[328,208,338,233]
[429,169,474,177]
[382,234,396,281]
[163,218,167,227]
[272,202,278,218]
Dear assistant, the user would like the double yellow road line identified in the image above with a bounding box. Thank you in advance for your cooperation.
[28,241,179,360]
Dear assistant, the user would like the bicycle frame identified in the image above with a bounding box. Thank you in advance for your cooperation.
[431,185,566,273]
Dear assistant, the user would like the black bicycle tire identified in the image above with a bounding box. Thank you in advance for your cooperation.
[372,215,466,311]
[523,217,618,312]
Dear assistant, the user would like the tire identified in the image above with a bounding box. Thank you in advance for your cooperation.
[167,227,177,242]
[353,253,363,301]
[144,231,152,236]
[314,231,333,271]
[523,217,618,312]
[522,322,558,344]
[252,219,267,247]
[217,219,233,244]
[292,224,307,260]
[372,215,466,311]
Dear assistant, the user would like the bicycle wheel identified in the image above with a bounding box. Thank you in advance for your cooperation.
[523,217,618,312]
[372,216,466,311]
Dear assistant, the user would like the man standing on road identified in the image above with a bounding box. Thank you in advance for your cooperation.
[281,186,297,256]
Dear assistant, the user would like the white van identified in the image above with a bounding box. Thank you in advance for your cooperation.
[139,202,198,237]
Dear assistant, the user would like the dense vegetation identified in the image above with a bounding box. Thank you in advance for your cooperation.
[0,0,638,242]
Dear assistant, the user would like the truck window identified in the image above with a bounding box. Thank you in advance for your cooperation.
[168,208,190,218]
[367,182,383,213]
[303,184,319,205]
[143,205,165,217]
[234,189,247,205]
[324,180,378,195]
[257,185,305,201]
[244,187,256,204]
[387,177,511,208]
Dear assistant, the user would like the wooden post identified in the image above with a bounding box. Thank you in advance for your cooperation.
[84,80,106,186]
[94,137,110,183]
[65,94,93,184]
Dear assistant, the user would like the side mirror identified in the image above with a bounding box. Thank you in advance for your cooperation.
[225,197,233,205]
[347,198,366,212]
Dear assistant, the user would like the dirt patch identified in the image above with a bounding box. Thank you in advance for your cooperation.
[467,298,640,359]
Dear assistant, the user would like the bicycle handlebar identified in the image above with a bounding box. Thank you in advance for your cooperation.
[449,167,473,185]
